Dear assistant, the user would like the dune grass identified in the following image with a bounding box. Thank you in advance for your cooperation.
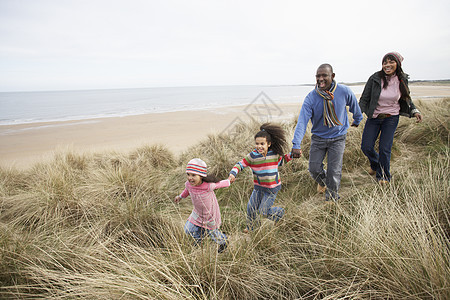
[0,99,449,299]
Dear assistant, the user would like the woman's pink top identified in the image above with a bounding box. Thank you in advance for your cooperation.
[180,179,230,230]
[373,75,401,118]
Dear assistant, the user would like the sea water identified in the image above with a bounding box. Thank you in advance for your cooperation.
[0,85,363,126]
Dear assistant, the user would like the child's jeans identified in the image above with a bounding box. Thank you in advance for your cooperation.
[247,187,284,230]
[184,221,227,246]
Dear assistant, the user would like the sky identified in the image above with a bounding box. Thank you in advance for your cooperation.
[0,0,449,92]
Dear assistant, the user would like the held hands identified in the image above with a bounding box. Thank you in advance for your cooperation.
[291,148,302,159]
[174,195,182,203]
[228,174,236,183]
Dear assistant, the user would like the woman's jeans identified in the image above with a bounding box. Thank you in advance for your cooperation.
[184,221,227,246]
[361,115,399,181]
[309,134,346,201]
[247,187,284,230]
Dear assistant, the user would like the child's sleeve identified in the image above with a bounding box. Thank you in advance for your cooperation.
[229,155,251,177]
[213,179,231,190]
[179,188,189,198]
[278,153,293,167]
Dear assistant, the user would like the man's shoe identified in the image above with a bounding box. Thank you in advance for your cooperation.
[379,180,389,185]
[368,168,376,176]
[317,184,326,194]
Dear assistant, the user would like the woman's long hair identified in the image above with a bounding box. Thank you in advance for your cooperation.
[378,54,411,101]
[254,123,287,156]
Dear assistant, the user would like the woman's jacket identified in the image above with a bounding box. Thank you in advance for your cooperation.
[359,72,420,119]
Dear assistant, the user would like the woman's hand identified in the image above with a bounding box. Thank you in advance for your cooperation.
[414,113,423,123]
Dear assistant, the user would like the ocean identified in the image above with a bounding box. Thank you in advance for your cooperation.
[0,85,364,126]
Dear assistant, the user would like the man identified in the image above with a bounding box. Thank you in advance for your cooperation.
[291,64,363,201]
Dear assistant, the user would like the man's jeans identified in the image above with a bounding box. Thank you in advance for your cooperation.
[247,187,284,230]
[309,134,346,201]
[361,115,399,181]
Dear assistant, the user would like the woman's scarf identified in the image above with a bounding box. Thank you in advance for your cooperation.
[315,80,342,127]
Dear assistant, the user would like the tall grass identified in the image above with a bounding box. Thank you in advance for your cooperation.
[0,99,448,299]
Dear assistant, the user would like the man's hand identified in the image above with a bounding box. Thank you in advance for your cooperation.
[291,148,302,158]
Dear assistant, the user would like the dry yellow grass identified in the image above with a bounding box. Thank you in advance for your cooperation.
[0,99,448,299]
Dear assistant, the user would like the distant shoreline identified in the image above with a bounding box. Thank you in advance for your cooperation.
[0,84,317,126]
[1,83,449,170]
[2,81,449,127]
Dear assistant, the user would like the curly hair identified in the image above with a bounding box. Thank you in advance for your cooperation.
[254,123,288,156]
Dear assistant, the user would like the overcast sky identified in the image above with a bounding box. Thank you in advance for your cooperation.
[1,0,449,92]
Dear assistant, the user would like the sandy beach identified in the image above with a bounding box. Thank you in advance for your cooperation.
[0,101,302,169]
[1,84,449,170]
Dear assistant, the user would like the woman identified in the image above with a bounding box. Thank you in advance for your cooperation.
[359,52,422,184]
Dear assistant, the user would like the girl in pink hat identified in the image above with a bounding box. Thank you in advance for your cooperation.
[174,158,230,253]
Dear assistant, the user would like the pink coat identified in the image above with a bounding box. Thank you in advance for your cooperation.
[180,179,230,230]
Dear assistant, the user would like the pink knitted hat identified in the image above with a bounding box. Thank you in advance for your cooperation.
[186,158,207,177]
[383,51,404,67]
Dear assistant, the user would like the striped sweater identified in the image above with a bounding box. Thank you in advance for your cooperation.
[230,149,292,189]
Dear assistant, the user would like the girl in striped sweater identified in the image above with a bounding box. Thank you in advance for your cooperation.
[228,123,292,233]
